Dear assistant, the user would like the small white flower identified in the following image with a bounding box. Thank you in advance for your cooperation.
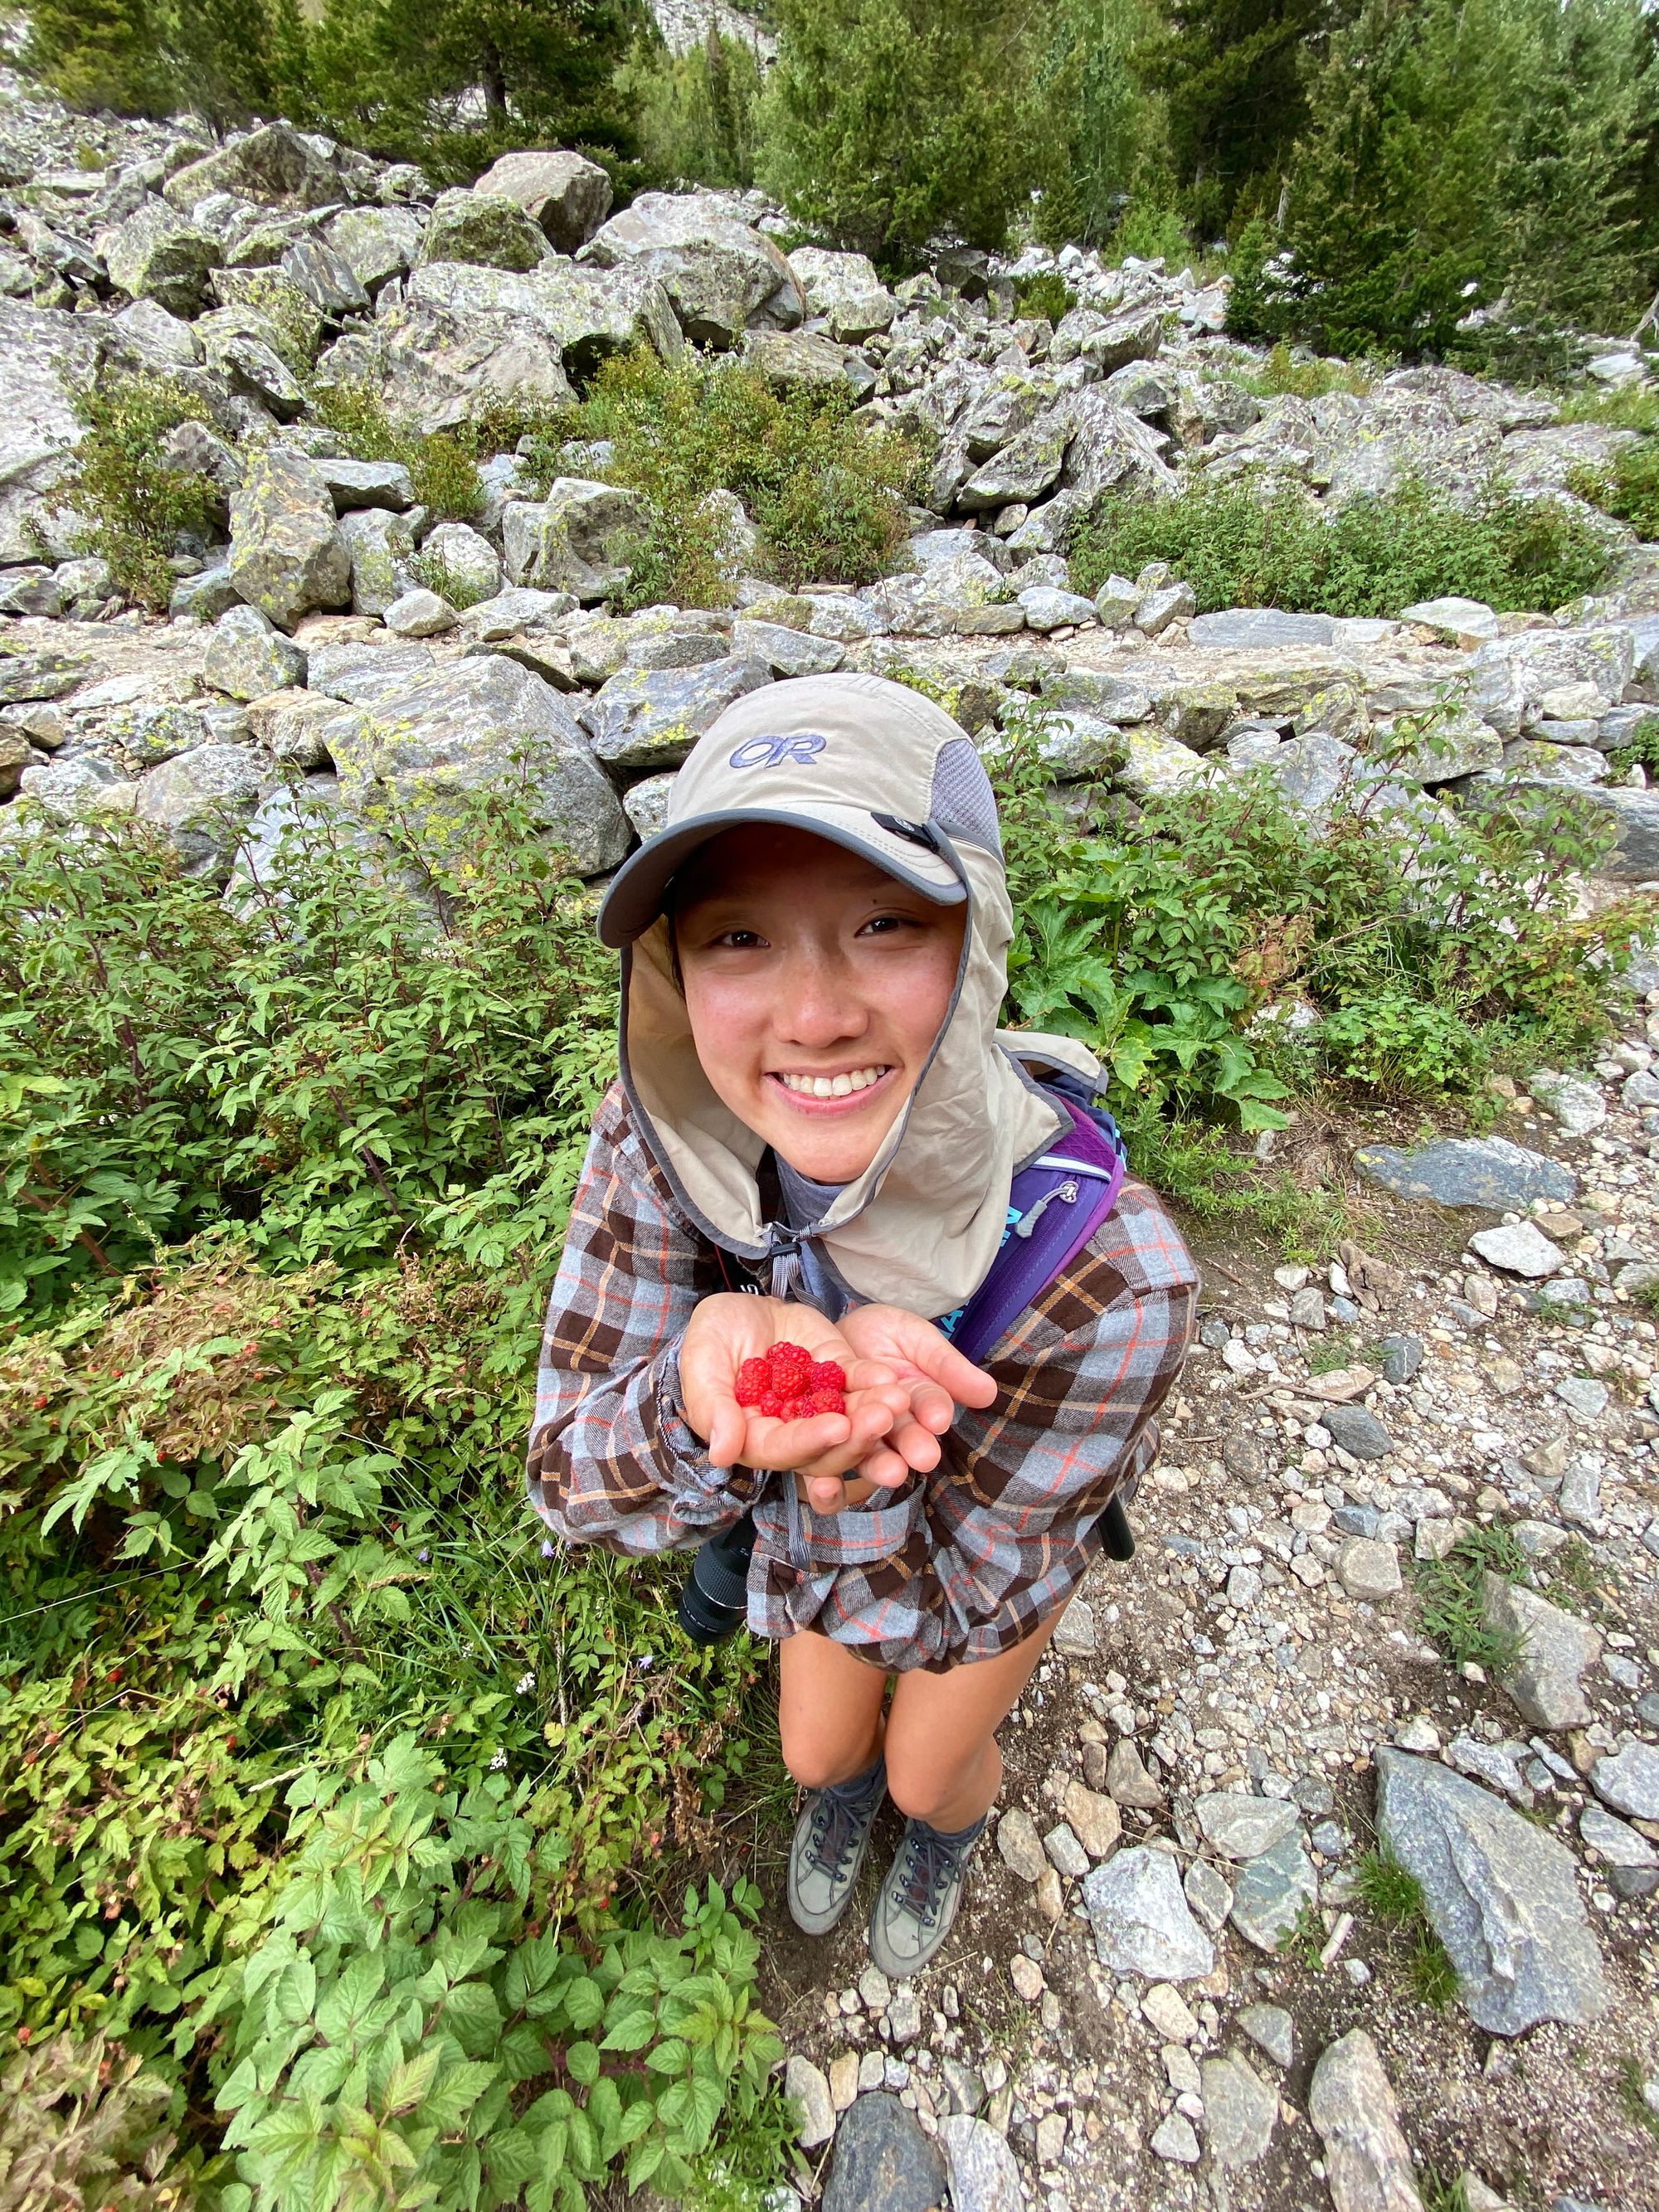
[514,1671,537,1695]
[489,1748,508,1770]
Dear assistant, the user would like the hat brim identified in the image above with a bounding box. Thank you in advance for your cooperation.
[596,804,966,948]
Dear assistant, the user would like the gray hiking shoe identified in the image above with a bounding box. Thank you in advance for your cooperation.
[868,1814,986,1981]
[787,1763,887,1937]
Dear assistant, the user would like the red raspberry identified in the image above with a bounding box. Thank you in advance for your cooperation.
[758,1391,784,1419]
[734,1357,769,1408]
[808,1359,846,1393]
[776,1394,805,1422]
[804,1388,847,1417]
[766,1341,812,1393]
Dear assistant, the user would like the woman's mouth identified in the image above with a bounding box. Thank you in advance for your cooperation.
[767,1063,894,1108]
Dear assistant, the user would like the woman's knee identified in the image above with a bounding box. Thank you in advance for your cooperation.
[886,1737,1000,1827]
[780,1713,885,1795]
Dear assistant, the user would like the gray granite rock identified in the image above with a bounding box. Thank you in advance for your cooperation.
[325,654,630,872]
[586,655,771,771]
[474,148,613,253]
[1482,1573,1601,1730]
[1374,1749,1608,2035]
[1528,1069,1608,1136]
[1236,2003,1295,2069]
[103,200,219,315]
[583,190,804,346]
[326,204,426,294]
[822,2093,945,2212]
[202,605,308,699]
[789,246,898,343]
[164,122,348,212]
[420,188,547,274]
[1082,1845,1214,1980]
[937,2113,1021,2212]
[105,702,210,767]
[316,457,416,513]
[1355,1137,1576,1208]
[1308,2030,1426,2212]
[1469,1221,1565,1278]
[785,2054,835,2150]
[384,586,456,637]
[1322,1404,1394,1461]
[1337,1536,1403,1601]
[1150,2112,1201,2164]
[1196,1791,1297,1862]
[306,641,438,706]
[171,564,244,621]
[730,619,844,677]
[135,743,270,880]
[338,508,421,619]
[995,1806,1045,1884]
[1189,609,1335,649]
[1228,1835,1317,1952]
[503,479,651,601]
[1589,1738,1659,1819]
[228,449,352,630]
[1184,1857,1233,1932]
[1202,2052,1278,2168]
[1106,1738,1165,1807]
[0,297,102,565]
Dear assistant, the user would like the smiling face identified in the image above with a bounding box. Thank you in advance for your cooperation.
[671,824,968,1184]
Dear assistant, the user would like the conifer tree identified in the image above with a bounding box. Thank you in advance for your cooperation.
[22,0,174,114]
[758,0,1043,260]
[1139,0,1328,238]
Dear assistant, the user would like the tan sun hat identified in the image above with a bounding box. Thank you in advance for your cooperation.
[596,670,1002,948]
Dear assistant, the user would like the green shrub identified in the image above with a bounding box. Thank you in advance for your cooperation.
[1014,273,1076,327]
[531,348,922,607]
[990,711,1646,1136]
[1569,436,1659,546]
[308,378,484,523]
[0,787,795,2205]
[54,372,224,611]
[1068,470,1612,619]
[625,20,765,190]
[1238,340,1374,401]
[1413,1523,1530,1672]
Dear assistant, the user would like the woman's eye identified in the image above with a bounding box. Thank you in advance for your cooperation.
[859,914,914,937]
[711,928,766,950]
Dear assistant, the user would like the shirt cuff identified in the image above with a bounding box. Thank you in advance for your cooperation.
[655,1339,733,1497]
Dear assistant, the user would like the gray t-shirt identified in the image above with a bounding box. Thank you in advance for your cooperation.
[774,1155,850,1320]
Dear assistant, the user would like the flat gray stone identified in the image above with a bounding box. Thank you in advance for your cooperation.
[1189,608,1335,649]
[1337,1536,1403,1601]
[1228,1835,1316,1952]
[1184,1857,1233,1932]
[1236,2003,1294,2069]
[474,148,612,254]
[1201,2052,1278,2168]
[1082,1845,1214,1980]
[1308,2029,1426,2212]
[1106,1738,1165,1808]
[1470,1221,1564,1279]
[1400,594,1501,639]
[1374,1749,1608,2035]
[786,2054,835,2149]
[1590,1738,1659,1819]
[585,655,771,771]
[135,743,270,881]
[1019,584,1097,632]
[1356,1137,1576,1209]
[305,641,437,705]
[1196,1791,1297,1862]
[1482,1573,1601,1730]
[937,2115,1021,2212]
[1322,1404,1394,1461]
[384,586,456,638]
[202,605,308,699]
[822,2092,945,2212]
[325,653,630,873]
[105,701,209,767]
[1043,1822,1090,1879]
[730,619,844,678]
[1150,2112,1201,2164]
[1580,1801,1657,1868]
[995,1806,1046,1884]
[1528,1070,1607,1136]
[1555,1377,1609,1420]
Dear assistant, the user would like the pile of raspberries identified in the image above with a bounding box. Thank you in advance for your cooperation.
[734,1341,848,1421]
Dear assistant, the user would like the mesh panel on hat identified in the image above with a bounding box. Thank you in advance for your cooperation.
[928,736,1003,856]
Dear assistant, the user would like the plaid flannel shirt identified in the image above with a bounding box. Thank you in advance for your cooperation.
[526,1081,1198,1673]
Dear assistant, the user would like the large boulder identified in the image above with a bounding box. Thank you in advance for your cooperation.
[101,201,220,317]
[586,655,773,771]
[0,298,101,565]
[107,296,202,372]
[502,479,650,602]
[135,743,271,880]
[366,259,684,431]
[325,205,426,294]
[164,123,353,213]
[338,508,421,620]
[418,187,548,274]
[581,191,804,348]
[743,327,875,401]
[324,654,631,873]
[474,149,613,253]
[417,520,501,606]
[203,604,309,698]
[787,246,897,342]
[1061,391,1178,502]
[1374,1749,1608,2036]
[228,448,353,630]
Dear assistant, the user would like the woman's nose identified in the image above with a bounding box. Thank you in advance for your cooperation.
[775,953,867,1045]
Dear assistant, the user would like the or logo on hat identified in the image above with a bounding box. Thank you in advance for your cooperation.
[728,732,828,771]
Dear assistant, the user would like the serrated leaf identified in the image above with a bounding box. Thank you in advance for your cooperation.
[563,2039,600,2086]
[562,1975,605,2030]
[598,2003,657,2053]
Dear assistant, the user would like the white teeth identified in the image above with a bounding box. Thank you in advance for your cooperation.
[777,1066,888,1096]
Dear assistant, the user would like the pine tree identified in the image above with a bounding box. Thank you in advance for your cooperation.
[1139,0,1330,239]
[1034,0,1172,249]
[22,0,174,114]
[758,0,1044,260]
[163,0,282,126]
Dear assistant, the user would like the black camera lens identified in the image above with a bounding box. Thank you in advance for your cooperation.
[678,1512,758,1646]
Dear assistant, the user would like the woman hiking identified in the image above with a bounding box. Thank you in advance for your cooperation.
[527,671,1197,1980]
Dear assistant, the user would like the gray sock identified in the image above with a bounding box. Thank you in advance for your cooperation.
[823,1753,887,1807]
[912,1810,988,1857]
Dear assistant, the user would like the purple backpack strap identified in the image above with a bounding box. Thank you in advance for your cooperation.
[951,1101,1126,1366]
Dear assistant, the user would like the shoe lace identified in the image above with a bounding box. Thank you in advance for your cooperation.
[805,1791,866,1881]
[893,1826,960,1931]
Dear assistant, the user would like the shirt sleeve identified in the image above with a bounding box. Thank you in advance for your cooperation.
[526,1087,764,1557]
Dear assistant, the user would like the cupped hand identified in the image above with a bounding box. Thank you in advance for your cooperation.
[835,1303,999,1487]
[679,1295,911,1510]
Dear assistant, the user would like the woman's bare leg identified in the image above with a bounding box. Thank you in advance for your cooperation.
[883,1604,1067,1832]
[777,1628,893,1792]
